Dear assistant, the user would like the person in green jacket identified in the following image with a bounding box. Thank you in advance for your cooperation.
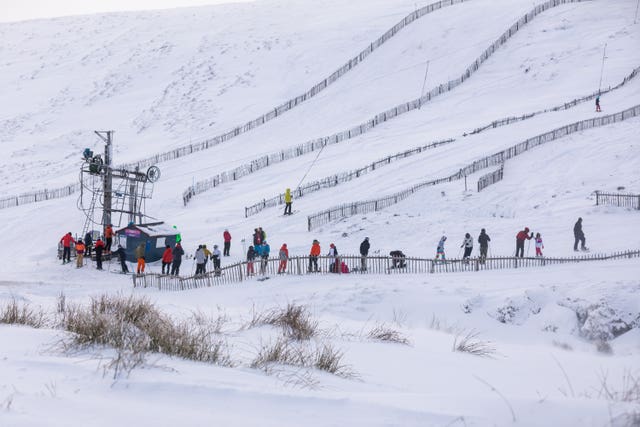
[284,188,293,215]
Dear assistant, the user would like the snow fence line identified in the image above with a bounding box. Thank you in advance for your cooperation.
[181,0,591,207]
[306,104,640,231]
[594,191,640,210]
[131,251,640,291]
[0,0,622,210]
[242,64,640,216]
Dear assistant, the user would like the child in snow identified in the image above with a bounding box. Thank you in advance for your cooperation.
[535,233,544,257]
[460,233,473,262]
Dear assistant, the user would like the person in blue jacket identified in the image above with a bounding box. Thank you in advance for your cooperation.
[260,241,271,274]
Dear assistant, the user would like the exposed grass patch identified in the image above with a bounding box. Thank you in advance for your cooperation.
[367,323,410,345]
[452,330,496,357]
[0,298,46,328]
[249,303,318,340]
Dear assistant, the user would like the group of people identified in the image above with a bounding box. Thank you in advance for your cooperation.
[59,224,114,269]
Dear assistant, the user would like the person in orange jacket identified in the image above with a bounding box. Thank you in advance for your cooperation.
[278,243,289,274]
[308,239,320,272]
[104,224,114,253]
[75,239,86,268]
[60,232,76,264]
[161,244,173,274]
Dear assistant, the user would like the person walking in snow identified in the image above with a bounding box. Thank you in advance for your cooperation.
[135,242,146,274]
[535,233,544,257]
[246,245,256,275]
[435,236,447,261]
[284,188,293,215]
[478,229,491,263]
[161,244,173,274]
[171,242,184,275]
[595,95,601,112]
[75,239,86,268]
[223,229,232,256]
[115,244,129,274]
[573,217,587,251]
[278,243,289,274]
[359,237,370,271]
[515,227,533,258]
[60,232,75,264]
[308,239,321,272]
[211,244,222,276]
[461,233,473,262]
[94,237,105,270]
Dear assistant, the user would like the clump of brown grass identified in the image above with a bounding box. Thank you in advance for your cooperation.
[0,298,47,328]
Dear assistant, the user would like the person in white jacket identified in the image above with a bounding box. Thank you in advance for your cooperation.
[461,233,473,261]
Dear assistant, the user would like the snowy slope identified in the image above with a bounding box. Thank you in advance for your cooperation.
[0,0,639,426]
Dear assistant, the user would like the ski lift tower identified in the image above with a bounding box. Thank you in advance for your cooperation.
[78,131,161,238]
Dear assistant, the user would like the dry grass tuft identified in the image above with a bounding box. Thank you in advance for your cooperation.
[0,299,47,328]
[249,303,318,341]
[367,324,410,345]
[452,330,496,357]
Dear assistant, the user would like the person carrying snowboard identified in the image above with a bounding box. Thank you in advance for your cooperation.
[435,236,447,261]
[171,242,184,275]
[94,237,105,270]
[535,233,544,257]
[515,227,533,257]
[478,229,490,263]
[573,217,587,251]
[161,244,173,274]
[460,233,473,262]
[223,229,231,256]
[278,243,289,274]
[115,244,129,274]
[284,188,293,215]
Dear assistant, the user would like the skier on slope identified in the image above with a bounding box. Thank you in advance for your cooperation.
[460,233,473,262]
[478,229,491,263]
[515,227,533,258]
[284,188,293,215]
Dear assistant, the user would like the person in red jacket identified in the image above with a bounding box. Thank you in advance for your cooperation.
[515,227,533,258]
[60,232,75,264]
[161,244,173,275]
[94,238,106,270]
[223,229,232,256]
[277,243,289,274]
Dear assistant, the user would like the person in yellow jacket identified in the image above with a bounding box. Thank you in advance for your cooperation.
[284,188,293,215]
[202,244,213,274]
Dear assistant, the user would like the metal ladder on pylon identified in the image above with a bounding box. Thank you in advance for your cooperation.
[80,187,101,241]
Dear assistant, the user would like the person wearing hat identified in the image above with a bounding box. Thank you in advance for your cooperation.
[94,237,106,270]
[75,239,86,268]
[171,242,184,275]
[259,241,270,274]
[223,229,232,256]
[284,188,293,215]
[515,227,534,258]
[135,242,146,274]
[308,239,321,272]
[573,217,586,251]
[328,243,339,273]
[202,245,213,273]
[104,224,114,253]
[212,244,222,275]
[359,237,370,271]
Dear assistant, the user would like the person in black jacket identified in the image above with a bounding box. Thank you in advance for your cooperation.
[573,217,586,251]
[114,245,129,274]
[171,242,185,275]
[84,232,93,257]
[246,245,256,275]
[359,237,370,271]
[478,229,490,263]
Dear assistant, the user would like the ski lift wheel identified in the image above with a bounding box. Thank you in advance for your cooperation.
[146,165,161,182]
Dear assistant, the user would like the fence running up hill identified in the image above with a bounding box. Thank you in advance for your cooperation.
[306,105,640,231]
[182,0,587,206]
[595,191,640,210]
[477,164,504,192]
[132,250,640,291]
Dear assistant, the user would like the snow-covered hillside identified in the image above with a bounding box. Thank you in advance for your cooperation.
[0,0,639,425]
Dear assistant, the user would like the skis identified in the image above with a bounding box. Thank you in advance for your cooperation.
[282,210,299,217]
[257,276,270,282]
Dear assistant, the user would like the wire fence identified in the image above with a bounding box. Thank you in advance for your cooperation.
[182,0,586,206]
[131,250,640,291]
[0,183,80,210]
[477,164,504,192]
[306,105,640,231]
[243,138,454,217]
[595,191,640,210]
